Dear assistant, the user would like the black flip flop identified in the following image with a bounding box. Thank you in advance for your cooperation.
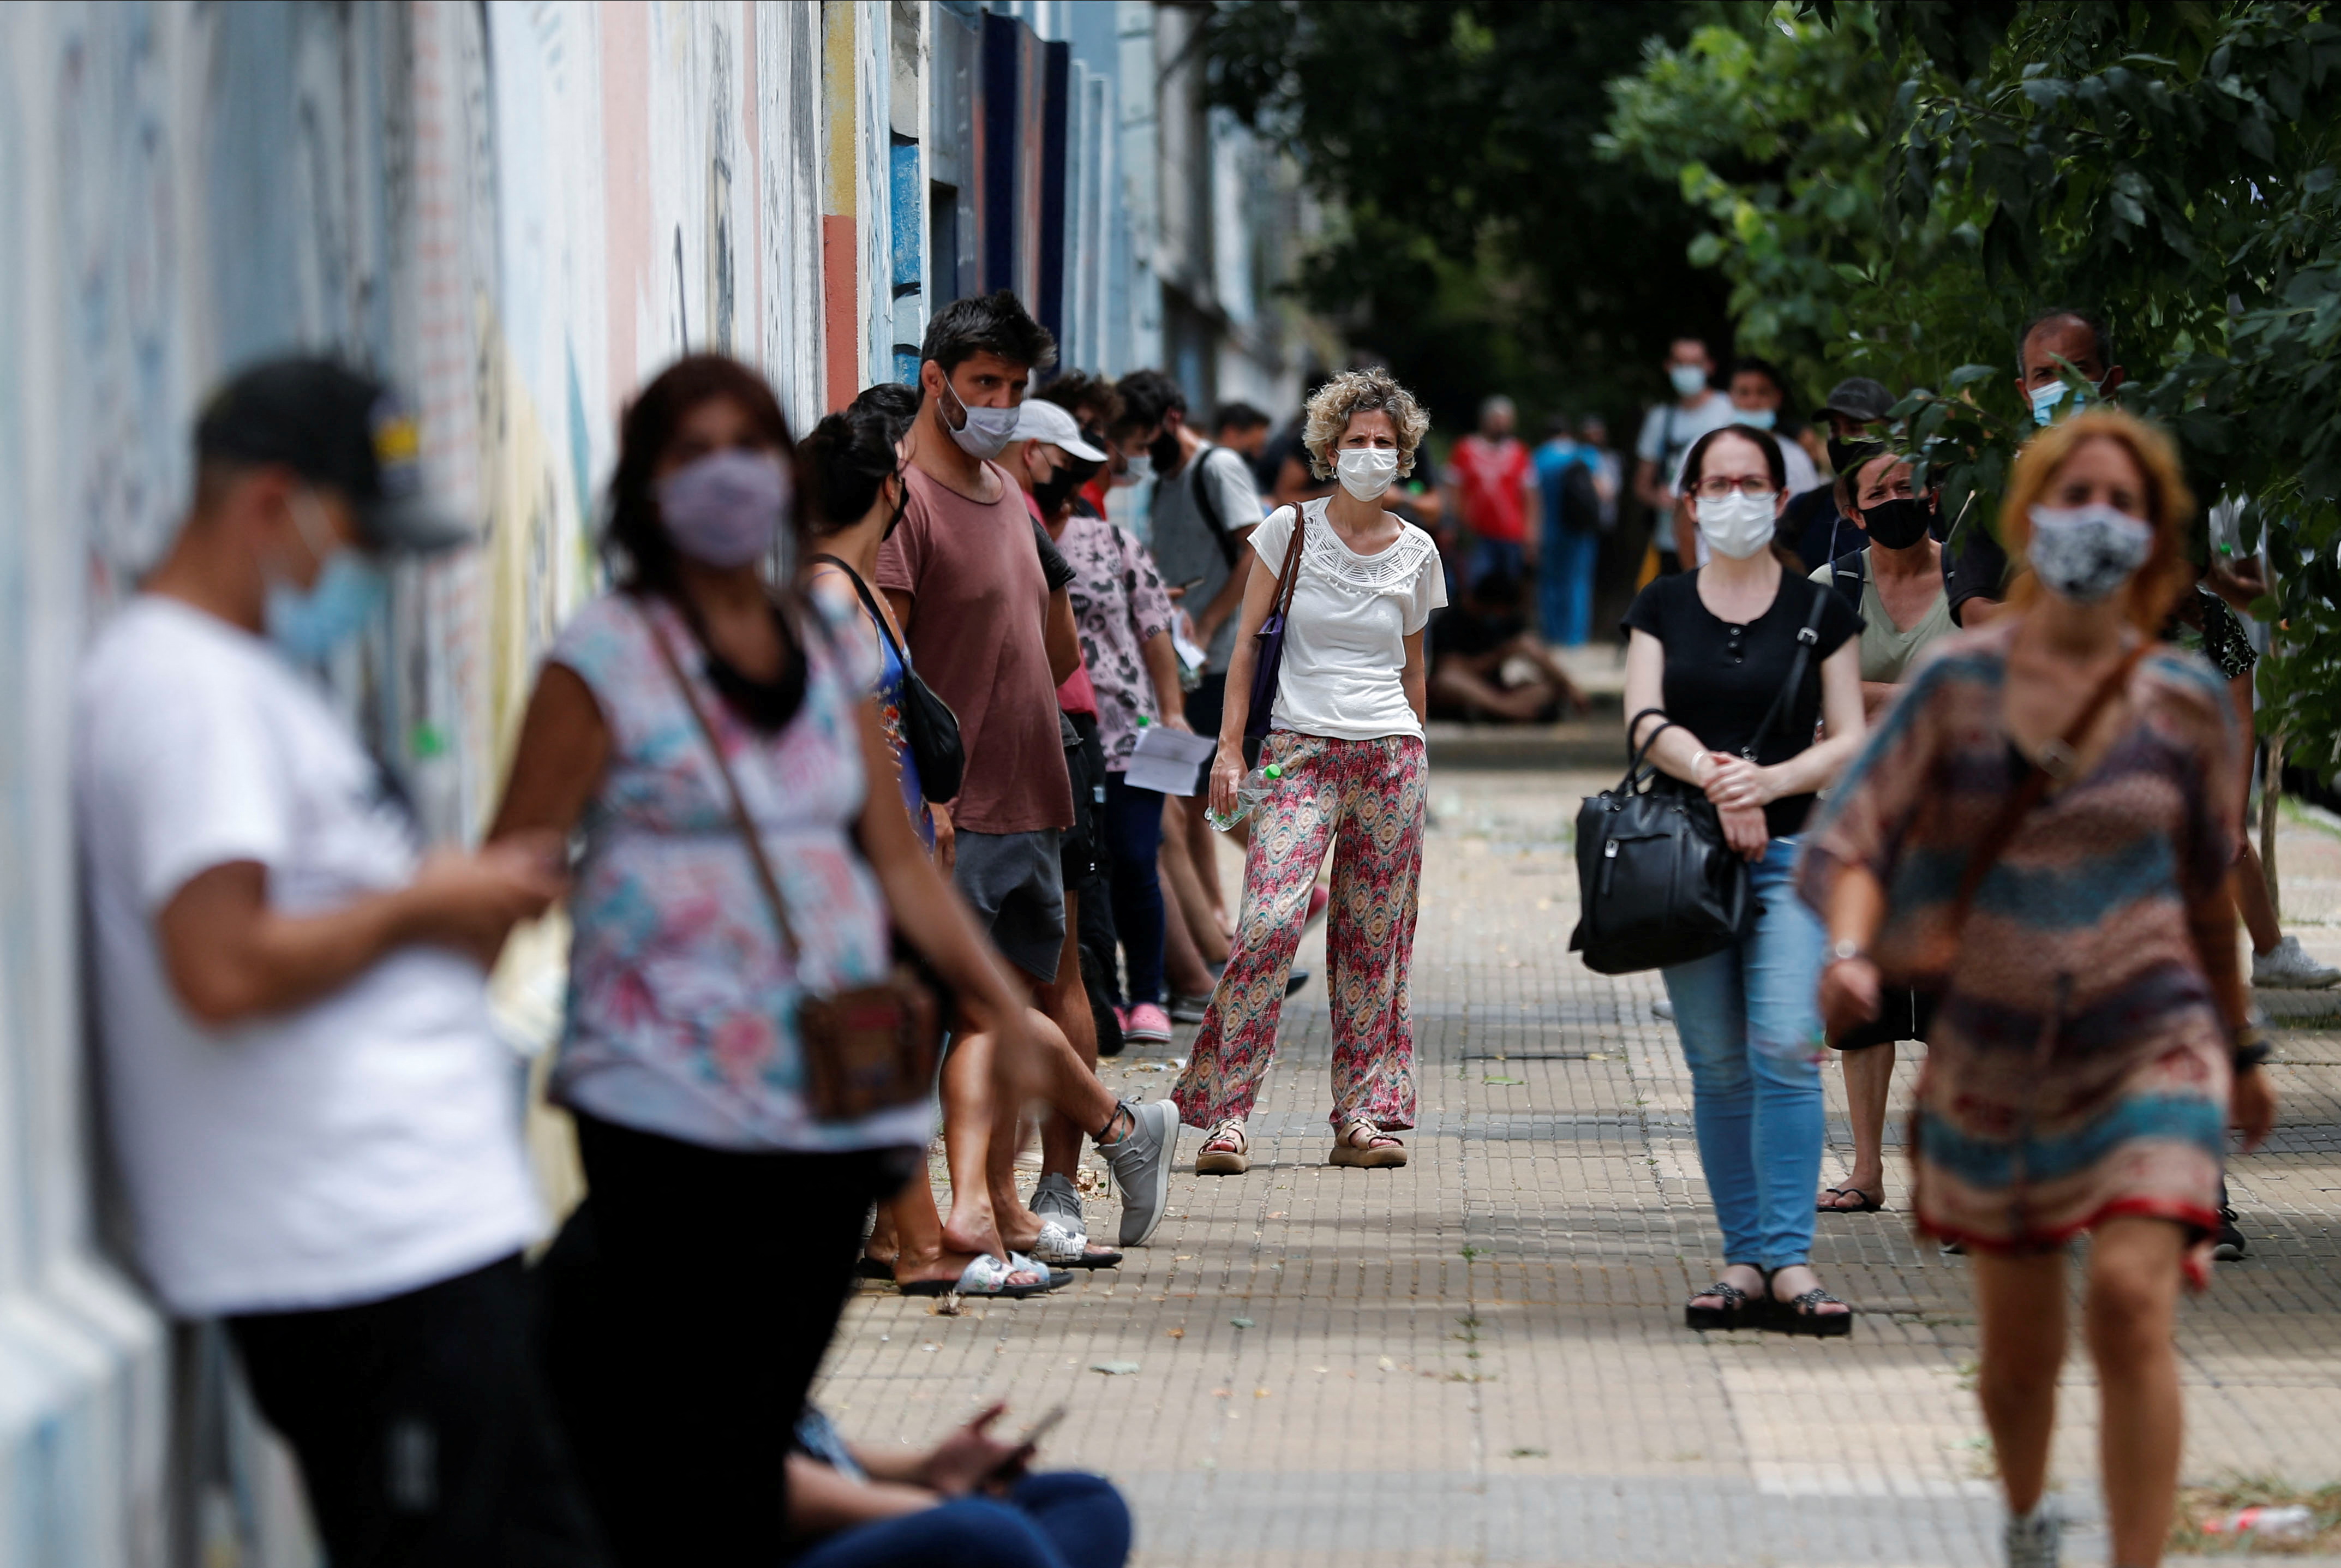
[1816,1186,1886,1214]
[857,1255,897,1282]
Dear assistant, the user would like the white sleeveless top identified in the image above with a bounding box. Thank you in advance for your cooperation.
[1250,498,1448,742]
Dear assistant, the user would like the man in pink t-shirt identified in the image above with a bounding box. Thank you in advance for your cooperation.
[1448,394,1535,588]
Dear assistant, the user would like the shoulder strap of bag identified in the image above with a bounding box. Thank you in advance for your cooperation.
[1271,500,1308,617]
[810,553,908,667]
[1622,705,1677,790]
[1190,446,1242,568]
[1944,638,2152,936]
[644,608,803,961]
[1740,582,1834,761]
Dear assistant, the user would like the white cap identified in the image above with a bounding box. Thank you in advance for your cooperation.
[1010,397,1108,462]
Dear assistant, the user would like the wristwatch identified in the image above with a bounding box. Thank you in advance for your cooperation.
[1825,939,1867,966]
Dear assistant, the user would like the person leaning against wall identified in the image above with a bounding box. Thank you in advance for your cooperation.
[488,354,1046,1565]
[74,358,604,1567]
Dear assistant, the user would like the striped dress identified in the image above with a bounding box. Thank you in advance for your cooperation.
[1796,621,2242,1267]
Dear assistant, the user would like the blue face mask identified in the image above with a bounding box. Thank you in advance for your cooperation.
[2029,384,2070,427]
[1735,406,1779,430]
[266,491,387,660]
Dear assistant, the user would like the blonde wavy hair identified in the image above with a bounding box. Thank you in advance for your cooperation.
[1302,367,1431,480]
[1997,406,2194,631]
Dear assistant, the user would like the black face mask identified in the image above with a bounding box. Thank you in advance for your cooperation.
[1826,435,1869,473]
[1860,496,1932,550]
[1148,429,1184,475]
[1033,455,1104,517]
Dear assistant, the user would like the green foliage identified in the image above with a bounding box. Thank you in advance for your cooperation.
[1201,1,1731,438]
[1606,0,2341,776]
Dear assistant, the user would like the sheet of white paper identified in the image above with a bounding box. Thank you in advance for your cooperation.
[1123,725,1218,795]
[1170,625,1207,672]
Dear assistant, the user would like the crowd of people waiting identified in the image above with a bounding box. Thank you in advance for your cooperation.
[67,279,2321,1568]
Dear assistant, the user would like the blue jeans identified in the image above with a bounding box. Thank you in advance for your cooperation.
[1100,774,1166,1006]
[1659,837,1826,1270]
[787,1472,1131,1568]
[1466,537,1528,588]
[1538,526,1600,647]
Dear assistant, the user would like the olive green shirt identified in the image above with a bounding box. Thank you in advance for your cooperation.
[1808,552,1955,685]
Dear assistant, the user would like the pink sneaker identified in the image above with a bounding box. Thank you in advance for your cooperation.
[1122,1002,1172,1046]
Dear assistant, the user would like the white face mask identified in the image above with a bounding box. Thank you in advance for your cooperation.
[1336,447,1400,500]
[1669,363,1709,398]
[2026,502,2152,603]
[1695,490,1777,559]
[1734,405,1778,430]
[1113,452,1153,488]
[939,378,1021,460]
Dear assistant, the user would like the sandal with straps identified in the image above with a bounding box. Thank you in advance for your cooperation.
[1684,1266,1768,1332]
[1328,1115,1406,1169]
[1196,1117,1250,1175]
[1769,1278,1854,1338]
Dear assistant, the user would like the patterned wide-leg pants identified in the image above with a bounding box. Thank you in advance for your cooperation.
[1171,731,1427,1133]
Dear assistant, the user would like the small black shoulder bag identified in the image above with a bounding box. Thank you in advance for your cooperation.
[1568,586,1830,975]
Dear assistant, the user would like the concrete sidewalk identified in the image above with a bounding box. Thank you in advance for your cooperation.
[818,766,2341,1567]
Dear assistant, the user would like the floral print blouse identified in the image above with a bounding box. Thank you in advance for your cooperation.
[545,591,930,1154]
[1056,512,1176,771]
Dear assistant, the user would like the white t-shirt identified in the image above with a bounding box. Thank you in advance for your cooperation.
[1634,393,1737,488]
[75,597,540,1316]
[1251,499,1447,742]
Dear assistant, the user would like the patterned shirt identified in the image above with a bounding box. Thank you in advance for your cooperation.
[545,591,930,1154]
[1057,513,1175,771]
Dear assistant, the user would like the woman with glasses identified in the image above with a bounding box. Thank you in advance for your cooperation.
[1620,423,1866,1334]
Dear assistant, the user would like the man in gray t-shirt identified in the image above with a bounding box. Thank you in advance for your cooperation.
[1116,370,1267,677]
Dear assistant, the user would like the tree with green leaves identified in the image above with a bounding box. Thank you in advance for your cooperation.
[1608,0,2341,780]
[1201,1,1731,440]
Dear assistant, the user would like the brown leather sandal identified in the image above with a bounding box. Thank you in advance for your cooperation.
[1328,1115,1406,1169]
[1196,1117,1250,1175]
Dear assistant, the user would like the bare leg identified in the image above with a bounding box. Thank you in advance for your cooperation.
[864,1202,899,1265]
[1161,858,1217,996]
[1162,801,1231,965]
[2231,843,2281,955]
[884,1166,1042,1290]
[989,1007,1121,1253]
[938,1028,1005,1261]
[1038,899,1096,1182]
[1821,1043,1895,1206]
[1430,664,1562,722]
[1972,1246,2070,1518]
[2087,1216,2188,1567]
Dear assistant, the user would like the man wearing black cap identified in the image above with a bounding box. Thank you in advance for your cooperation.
[74,358,605,1565]
[1787,375,1897,571]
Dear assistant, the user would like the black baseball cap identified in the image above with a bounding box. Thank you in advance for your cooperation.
[195,357,472,553]
[1812,376,1895,427]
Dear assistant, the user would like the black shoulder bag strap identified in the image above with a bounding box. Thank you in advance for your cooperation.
[1739,585,1834,763]
[810,553,908,666]
[1828,548,1867,615]
[1189,445,1242,569]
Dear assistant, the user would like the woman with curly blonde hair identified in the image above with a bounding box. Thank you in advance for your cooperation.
[1170,367,1448,1172]
[1800,407,2277,1568]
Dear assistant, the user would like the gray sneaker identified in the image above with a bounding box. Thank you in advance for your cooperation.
[2253,933,2341,989]
[1101,1098,1180,1248]
[2004,1504,2059,1568]
[1032,1171,1085,1235]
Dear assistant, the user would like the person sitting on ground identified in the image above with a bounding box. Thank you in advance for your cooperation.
[783,1403,1132,1568]
[1806,446,1955,1219]
[1428,570,1591,722]
[882,295,1182,1254]
[1174,366,1448,1175]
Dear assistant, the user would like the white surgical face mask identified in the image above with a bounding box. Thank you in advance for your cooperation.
[1695,490,1777,560]
[939,377,1021,460]
[1336,447,1400,501]
[1113,452,1153,488]
[2025,502,2152,603]
[1669,363,1709,398]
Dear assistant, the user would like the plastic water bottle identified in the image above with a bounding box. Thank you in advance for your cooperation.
[1205,762,1283,833]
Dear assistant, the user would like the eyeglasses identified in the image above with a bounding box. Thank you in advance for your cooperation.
[1692,476,1779,500]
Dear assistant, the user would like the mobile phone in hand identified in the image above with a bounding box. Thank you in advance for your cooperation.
[982,1403,1068,1487]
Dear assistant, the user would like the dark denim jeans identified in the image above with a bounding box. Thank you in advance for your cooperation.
[788,1473,1131,1568]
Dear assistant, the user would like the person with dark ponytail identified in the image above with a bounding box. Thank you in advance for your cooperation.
[488,355,1044,1565]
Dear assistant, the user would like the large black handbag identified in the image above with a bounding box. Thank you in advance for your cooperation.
[1568,587,1829,975]
[814,554,965,802]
